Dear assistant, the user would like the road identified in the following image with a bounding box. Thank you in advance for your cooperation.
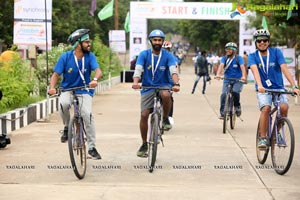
[0,59,300,200]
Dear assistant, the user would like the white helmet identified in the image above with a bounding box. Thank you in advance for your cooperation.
[225,42,237,51]
[253,29,270,40]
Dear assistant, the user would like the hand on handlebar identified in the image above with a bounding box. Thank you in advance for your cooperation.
[48,88,57,96]
[172,85,180,92]
[132,84,141,90]
[257,86,266,93]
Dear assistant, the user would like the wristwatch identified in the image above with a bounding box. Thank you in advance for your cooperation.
[93,78,98,81]
[173,82,180,87]
[292,85,298,89]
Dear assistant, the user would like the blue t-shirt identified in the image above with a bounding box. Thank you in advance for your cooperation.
[248,47,285,90]
[220,55,244,82]
[136,48,176,94]
[54,50,99,96]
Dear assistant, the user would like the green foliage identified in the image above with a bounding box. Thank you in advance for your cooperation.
[0,56,34,113]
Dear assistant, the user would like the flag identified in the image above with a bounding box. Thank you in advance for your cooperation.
[89,0,96,16]
[124,12,130,32]
[287,0,296,20]
[98,0,114,21]
[261,16,268,30]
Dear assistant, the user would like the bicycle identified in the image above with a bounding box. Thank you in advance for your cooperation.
[220,77,244,134]
[142,87,169,173]
[256,89,296,175]
[57,85,92,179]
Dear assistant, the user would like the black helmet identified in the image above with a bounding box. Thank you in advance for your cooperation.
[67,29,90,46]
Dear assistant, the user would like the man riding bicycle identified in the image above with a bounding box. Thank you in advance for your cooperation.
[248,29,300,150]
[132,29,180,158]
[215,42,247,119]
[48,29,102,160]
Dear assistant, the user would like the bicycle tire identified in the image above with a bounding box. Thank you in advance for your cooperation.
[256,121,269,164]
[148,114,159,173]
[271,117,295,175]
[68,117,87,179]
[223,94,230,134]
[230,97,236,129]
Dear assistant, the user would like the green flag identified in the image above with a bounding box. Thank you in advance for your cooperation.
[98,0,114,21]
[261,16,268,30]
[124,12,130,33]
[287,0,296,20]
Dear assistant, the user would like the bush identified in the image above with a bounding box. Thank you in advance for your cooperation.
[0,54,34,113]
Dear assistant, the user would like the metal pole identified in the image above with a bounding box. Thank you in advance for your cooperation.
[45,0,50,120]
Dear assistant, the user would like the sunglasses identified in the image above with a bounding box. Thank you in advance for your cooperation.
[256,39,269,43]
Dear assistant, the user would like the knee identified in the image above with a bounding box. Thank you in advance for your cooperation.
[261,106,271,114]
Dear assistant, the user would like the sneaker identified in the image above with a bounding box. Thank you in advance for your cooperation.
[258,138,268,150]
[60,127,68,143]
[202,91,205,94]
[137,143,148,157]
[235,106,241,117]
[219,114,224,120]
[277,132,286,147]
[162,118,172,130]
[88,147,102,160]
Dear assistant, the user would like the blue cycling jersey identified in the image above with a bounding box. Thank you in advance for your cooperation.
[248,47,286,90]
[136,48,176,94]
[54,50,99,96]
[220,55,244,82]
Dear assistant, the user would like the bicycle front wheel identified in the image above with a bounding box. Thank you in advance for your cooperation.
[148,114,159,173]
[256,121,269,164]
[271,117,295,175]
[223,94,230,134]
[68,117,87,179]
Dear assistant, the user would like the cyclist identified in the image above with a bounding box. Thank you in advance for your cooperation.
[248,29,300,150]
[132,29,180,157]
[215,42,247,119]
[162,41,179,125]
[48,29,102,160]
[191,50,209,94]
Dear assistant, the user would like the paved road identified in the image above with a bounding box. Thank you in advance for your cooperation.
[0,61,300,200]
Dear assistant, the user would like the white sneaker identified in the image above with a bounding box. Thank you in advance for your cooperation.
[168,116,174,125]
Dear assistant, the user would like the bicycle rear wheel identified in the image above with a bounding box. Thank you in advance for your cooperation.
[271,117,295,175]
[223,94,230,134]
[148,114,159,173]
[68,117,87,179]
[230,103,236,129]
[256,121,269,164]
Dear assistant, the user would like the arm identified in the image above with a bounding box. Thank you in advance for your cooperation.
[240,63,247,81]
[281,63,300,95]
[48,72,60,95]
[132,64,143,89]
[89,68,102,88]
[250,64,265,93]
[215,63,224,79]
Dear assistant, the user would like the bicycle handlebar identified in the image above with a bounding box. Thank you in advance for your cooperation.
[265,89,297,96]
[216,77,245,83]
[141,86,171,91]
[49,86,94,97]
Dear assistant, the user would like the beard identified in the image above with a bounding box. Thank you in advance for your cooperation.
[152,44,162,52]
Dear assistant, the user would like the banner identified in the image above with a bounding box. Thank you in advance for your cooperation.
[13,0,52,50]
[124,12,130,33]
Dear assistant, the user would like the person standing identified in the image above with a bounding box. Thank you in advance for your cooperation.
[191,51,209,94]
[48,29,102,160]
[215,42,246,119]
[132,29,180,157]
[248,29,300,149]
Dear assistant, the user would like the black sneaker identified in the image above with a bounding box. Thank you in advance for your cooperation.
[137,143,148,157]
[88,147,102,160]
[235,106,241,117]
[60,127,68,143]
[162,118,172,130]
